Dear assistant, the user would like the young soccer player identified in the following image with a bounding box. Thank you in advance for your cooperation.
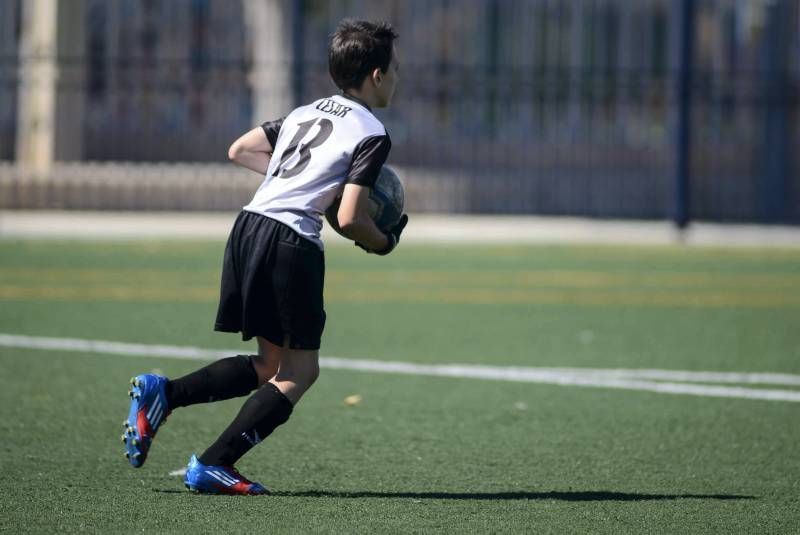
[121,19,407,495]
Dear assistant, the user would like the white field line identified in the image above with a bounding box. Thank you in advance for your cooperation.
[2,333,800,403]
[456,366,800,386]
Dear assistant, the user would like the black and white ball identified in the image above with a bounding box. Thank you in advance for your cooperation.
[326,165,404,237]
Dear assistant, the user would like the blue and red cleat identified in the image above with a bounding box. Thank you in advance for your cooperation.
[121,374,170,468]
[184,454,269,495]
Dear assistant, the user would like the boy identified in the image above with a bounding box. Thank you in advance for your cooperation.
[122,19,407,495]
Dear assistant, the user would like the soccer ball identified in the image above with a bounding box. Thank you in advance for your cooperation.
[325,165,404,237]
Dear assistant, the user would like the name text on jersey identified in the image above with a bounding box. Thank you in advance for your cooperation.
[316,99,352,118]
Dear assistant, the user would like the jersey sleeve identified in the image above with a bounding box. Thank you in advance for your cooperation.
[345,134,392,188]
[260,118,284,148]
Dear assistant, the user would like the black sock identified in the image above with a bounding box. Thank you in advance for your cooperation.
[199,382,293,467]
[166,355,259,409]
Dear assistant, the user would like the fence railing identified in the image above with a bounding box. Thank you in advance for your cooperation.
[1,0,798,223]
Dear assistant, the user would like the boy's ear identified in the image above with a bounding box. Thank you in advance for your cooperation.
[371,67,383,87]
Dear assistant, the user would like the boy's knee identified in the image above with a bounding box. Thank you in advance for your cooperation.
[292,359,319,391]
[305,363,320,386]
[250,354,279,384]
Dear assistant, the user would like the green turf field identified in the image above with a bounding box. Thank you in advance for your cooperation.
[1,239,799,533]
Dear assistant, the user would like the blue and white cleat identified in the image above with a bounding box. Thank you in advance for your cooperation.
[122,374,170,468]
[184,454,269,495]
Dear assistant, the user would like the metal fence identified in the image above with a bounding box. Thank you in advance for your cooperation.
[1,0,798,223]
[0,0,19,161]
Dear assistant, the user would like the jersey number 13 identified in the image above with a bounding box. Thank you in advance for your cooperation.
[272,118,333,179]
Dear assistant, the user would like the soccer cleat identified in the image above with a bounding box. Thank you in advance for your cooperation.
[123,373,170,468]
[183,455,269,495]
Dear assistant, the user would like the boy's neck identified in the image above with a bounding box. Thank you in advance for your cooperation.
[342,90,376,111]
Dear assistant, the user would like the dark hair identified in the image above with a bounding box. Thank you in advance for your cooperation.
[328,19,398,91]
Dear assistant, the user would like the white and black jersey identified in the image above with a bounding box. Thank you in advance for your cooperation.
[243,94,391,249]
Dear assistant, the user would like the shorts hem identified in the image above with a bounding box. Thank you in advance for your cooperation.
[214,324,320,350]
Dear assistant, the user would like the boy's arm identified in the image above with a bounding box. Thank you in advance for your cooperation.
[337,183,408,255]
[228,119,283,174]
[337,134,407,254]
[337,184,391,252]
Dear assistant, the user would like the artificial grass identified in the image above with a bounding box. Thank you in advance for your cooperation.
[0,239,799,532]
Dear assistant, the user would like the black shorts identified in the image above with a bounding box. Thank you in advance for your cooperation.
[214,211,326,350]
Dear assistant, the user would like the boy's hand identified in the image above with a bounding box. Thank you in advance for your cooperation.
[356,214,408,255]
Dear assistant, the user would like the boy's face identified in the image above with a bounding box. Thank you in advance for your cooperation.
[374,47,399,108]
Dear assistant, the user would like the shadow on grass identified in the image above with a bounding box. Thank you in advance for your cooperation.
[153,489,755,501]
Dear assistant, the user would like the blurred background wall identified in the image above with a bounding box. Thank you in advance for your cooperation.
[0,0,797,224]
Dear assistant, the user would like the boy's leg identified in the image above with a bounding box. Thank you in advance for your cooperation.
[184,214,325,489]
[165,355,258,408]
[264,336,320,404]
[123,345,280,468]
[198,337,318,467]
[166,341,281,409]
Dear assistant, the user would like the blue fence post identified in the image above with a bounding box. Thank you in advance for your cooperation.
[486,0,500,139]
[291,0,305,109]
[761,0,791,223]
[673,0,695,229]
